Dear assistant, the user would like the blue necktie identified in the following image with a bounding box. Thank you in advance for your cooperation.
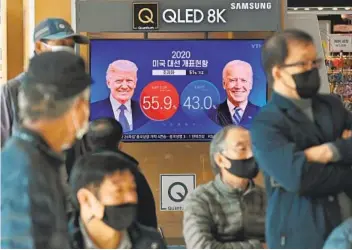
[233,107,242,125]
[119,105,131,132]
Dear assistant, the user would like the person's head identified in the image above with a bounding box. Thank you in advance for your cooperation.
[262,29,323,99]
[70,151,138,233]
[18,51,91,152]
[86,118,123,151]
[223,60,253,105]
[34,18,89,55]
[106,60,138,104]
[210,126,258,189]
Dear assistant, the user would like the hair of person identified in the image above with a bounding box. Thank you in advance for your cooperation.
[18,86,89,122]
[106,60,138,81]
[261,29,314,83]
[86,118,123,151]
[222,60,253,81]
[69,151,139,208]
[209,125,245,174]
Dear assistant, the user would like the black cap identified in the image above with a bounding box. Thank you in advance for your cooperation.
[33,18,89,44]
[23,51,91,100]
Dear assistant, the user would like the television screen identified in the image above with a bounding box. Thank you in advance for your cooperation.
[89,39,267,142]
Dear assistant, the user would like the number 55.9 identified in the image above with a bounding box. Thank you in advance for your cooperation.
[142,96,159,110]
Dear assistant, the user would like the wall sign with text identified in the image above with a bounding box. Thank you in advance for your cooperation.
[329,35,352,53]
[76,0,282,32]
[160,174,196,211]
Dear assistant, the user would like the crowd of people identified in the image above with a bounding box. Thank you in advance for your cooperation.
[1,17,352,249]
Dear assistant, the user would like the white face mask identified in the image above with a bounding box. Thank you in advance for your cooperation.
[43,43,75,54]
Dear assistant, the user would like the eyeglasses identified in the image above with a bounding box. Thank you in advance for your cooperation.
[280,58,323,69]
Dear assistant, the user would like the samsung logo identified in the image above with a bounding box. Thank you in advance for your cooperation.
[230,2,272,10]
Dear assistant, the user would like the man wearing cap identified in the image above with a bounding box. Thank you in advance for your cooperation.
[0,18,89,148]
[1,51,91,248]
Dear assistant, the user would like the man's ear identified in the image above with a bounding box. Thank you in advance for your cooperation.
[35,41,44,54]
[118,142,123,150]
[214,152,224,169]
[77,188,92,208]
[272,65,281,82]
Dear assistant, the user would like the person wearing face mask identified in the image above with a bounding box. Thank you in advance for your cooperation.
[250,29,352,249]
[183,125,266,249]
[68,151,166,249]
[0,18,89,148]
[1,52,91,248]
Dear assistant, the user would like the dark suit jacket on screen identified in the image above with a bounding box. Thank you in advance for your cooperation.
[89,98,148,130]
[208,100,261,129]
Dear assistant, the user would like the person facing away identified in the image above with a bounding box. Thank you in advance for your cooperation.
[208,60,260,129]
[68,151,166,249]
[250,29,352,249]
[90,60,148,132]
[183,125,266,249]
[66,118,158,228]
[1,51,91,248]
[0,18,89,148]
[323,217,352,249]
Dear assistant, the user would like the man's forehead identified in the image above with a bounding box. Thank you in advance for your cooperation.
[226,128,250,142]
[104,169,134,182]
[227,66,252,77]
[108,71,136,77]
[286,41,316,62]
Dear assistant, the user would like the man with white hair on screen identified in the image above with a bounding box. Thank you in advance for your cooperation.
[90,60,147,132]
[209,60,261,129]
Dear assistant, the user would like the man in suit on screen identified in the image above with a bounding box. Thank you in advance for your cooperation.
[209,60,261,129]
[90,60,147,132]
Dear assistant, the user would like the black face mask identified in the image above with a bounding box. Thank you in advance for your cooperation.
[223,156,259,179]
[102,203,137,231]
[292,68,321,99]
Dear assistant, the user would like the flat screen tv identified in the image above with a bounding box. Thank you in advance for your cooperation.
[89,39,267,142]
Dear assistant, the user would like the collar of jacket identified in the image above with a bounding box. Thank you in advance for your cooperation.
[68,210,142,249]
[270,91,320,110]
[13,126,65,165]
[214,174,255,196]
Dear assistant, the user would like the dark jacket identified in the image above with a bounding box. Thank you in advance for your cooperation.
[208,100,260,129]
[89,98,148,130]
[250,92,352,248]
[1,127,70,248]
[68,212,166,249]
[0,73,25,148]
[66,140,158,229]
[324,217,352,249]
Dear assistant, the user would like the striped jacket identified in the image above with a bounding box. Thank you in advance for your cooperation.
[183,175,266,249]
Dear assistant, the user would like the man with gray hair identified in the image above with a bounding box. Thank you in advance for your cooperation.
[90,59,147,132]
[183,125,266,249]
[1,51,91,248]
[209,60,260,129]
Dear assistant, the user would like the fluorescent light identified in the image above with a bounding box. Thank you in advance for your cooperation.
[293,8,298,10]
[345,7,351,10]
[318,7,324,10]
[304,8,309,11]
[332,7,338,10]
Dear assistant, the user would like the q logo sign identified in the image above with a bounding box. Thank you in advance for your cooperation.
[133,2,159,30]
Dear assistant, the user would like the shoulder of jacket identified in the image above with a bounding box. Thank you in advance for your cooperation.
[186,180,218,204]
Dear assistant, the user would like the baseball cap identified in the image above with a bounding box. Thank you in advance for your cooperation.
[33,18,89,44]
[23,51,92,100]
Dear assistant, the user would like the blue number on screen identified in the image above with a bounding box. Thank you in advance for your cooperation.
[203,96,213,110]
[183,96,214,110]
[181,80,221,119]
[171,51,191,59]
